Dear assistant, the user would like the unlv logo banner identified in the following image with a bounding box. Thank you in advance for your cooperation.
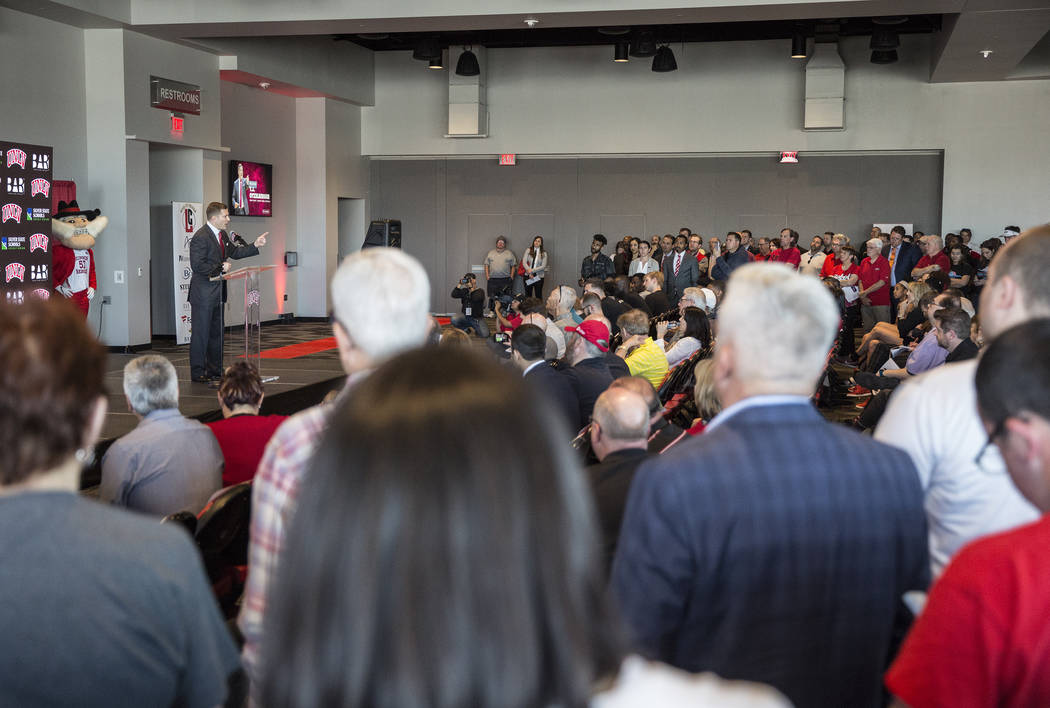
[1,140,53,305]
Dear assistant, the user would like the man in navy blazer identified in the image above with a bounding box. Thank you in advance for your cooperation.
[511,324,579,432]
[661,234,700,304]
[883,225,922,289]
[188,201,267,383]
[611,263,929,708]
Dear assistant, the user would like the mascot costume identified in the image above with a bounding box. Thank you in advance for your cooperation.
[51,200,106,317]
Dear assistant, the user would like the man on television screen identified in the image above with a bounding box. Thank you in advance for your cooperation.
[231,162,250,216]
[188,202,267,383]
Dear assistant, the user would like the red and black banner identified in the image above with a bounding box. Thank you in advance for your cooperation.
[0,140,53,305]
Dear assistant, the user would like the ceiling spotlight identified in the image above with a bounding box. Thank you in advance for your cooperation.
[455,48,481,76]
[429,56,444,70]
[523,17,539,28]
[870,28,900,50]
[870,49,898,64]
[652,45,677,72]
[258,81,271,89]
[614,42,629,62]
[412,40,441,61]
[979,49,994,58]
[630,31,657,58]
[791,31,807,59]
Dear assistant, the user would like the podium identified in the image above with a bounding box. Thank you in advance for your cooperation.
[211,265,281,382]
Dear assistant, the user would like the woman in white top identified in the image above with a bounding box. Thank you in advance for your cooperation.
[628,240,660,276]
[522,235,548,298]
[259,348,789,708]
[655,306,712,367]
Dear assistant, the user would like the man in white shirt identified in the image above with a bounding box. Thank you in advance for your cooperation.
[798,235,827,277]
[875,225,1050,575]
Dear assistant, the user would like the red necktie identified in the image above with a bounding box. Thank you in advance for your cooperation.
[219,230,227,259]
[674,253,682,276]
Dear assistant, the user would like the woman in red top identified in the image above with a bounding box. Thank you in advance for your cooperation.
[832,246,862,363]
[206,362,287,487]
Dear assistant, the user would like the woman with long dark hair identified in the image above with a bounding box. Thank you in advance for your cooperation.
[655,306,712,367]
[522,234,548,298]
[259,349,788,708]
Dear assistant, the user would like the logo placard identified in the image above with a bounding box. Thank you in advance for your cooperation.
[30,179,50,198]
[6,177,25,195]
[5,263,25,283]
[6,149,26,169]
[1,204,23,223]
[29,233,48,252]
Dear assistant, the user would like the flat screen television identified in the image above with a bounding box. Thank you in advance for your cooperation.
[228,159,272,217]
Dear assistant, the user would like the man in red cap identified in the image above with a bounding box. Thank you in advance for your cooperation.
[561,319,615,431]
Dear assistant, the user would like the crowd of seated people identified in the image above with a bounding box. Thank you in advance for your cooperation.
[8,222,1050,708]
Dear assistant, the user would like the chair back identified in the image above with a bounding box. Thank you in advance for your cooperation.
[161,510,198,536]
[196,482,252,570]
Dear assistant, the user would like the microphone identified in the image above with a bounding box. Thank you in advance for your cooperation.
[230,231,250,248]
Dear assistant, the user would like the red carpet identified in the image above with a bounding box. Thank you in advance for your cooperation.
[258,337,338,359]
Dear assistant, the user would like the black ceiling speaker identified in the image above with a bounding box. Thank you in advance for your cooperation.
[630,31,657,58]
[870,28,900,50]
[652,45,677,72]
[870,49,899,64]
[412,40,441,61]
[456,48,480,76]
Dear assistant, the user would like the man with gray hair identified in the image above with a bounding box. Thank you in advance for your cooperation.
[546,284,580,330]
[586,387,653,568]
[100,355,223,516]
[612,263,928,708]
[240,248,432,688]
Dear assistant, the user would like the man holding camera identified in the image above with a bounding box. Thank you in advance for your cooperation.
[451,273,489,338]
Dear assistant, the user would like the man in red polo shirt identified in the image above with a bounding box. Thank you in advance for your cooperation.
[819,233,846,278]
[858,237,892,332]
[772,228,801,269]
[912,234,950,280]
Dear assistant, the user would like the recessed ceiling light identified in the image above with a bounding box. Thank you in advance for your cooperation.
[979,49,993,58]
[523,17,539,28]
[259,81,271,89]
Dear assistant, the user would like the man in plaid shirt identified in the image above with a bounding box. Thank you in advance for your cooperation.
[238,248,432,687]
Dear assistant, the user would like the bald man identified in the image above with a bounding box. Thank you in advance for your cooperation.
[586,387,652,569]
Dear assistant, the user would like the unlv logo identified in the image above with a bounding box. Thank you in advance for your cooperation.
[31,153,49,170]
[6,177,24,194]
[1,203,22,223]
[5,263,25,283]
[247,289,261,307]
[29,233,48,252]
[31,289,50,300]
[29,264,48,281]
[30,178,50,198]
[6,149,26,169]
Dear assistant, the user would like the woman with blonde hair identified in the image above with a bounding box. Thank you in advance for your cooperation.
[857,280,932,365]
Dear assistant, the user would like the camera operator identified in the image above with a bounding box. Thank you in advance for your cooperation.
[451,273,489,338]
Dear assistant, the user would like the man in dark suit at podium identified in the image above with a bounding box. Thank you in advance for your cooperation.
[188,201,267,383]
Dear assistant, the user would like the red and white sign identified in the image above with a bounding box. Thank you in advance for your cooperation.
[5,263,25,283]
[6,148,26,169]
[1,203,22,223]
[779,151,799,163]
[499,153,516,166]
[29,233,48,252]
[171,115,185,136]
[30,178,50,198]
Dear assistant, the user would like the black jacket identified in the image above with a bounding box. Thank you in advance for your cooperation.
[451,285,485,317]
[524,361,580,433]
[561,356,614,431]
[188,226,259,304]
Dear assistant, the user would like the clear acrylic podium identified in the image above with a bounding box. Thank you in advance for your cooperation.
[212,265,281,383]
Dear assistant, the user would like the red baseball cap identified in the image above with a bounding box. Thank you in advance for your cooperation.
[565,320,610,352]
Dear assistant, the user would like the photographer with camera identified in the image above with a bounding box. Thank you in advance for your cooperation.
[451,273,489,338]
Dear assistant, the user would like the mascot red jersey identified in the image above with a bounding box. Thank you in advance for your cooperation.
[52,200,106,318]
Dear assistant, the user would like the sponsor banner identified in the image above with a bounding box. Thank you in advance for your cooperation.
[172,202,200,344]
[0,140,52,302]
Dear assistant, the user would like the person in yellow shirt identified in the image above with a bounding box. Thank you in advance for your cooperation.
[614,309,668,389]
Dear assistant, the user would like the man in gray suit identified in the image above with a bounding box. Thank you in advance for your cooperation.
[661,234,700,304]
[188,201,267,383]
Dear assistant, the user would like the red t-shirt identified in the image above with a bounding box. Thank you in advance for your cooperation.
[819,253,840,279]
[886,515,1050,708]
[207,414,288,486]
[915,249,950,275]
[858,256,891,306]
[753,252,774,262]
[772,248,801,269]
[498,312,522,334]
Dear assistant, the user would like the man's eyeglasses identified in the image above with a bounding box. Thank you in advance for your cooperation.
[973,417,1008,469]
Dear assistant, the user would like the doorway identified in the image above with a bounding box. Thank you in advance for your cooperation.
[337,198,367,264]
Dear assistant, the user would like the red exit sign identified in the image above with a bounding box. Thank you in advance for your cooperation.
[170,115,185,136]
[499,153,516,165]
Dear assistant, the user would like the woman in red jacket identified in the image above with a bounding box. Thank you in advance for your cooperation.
[206,362,287,486]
